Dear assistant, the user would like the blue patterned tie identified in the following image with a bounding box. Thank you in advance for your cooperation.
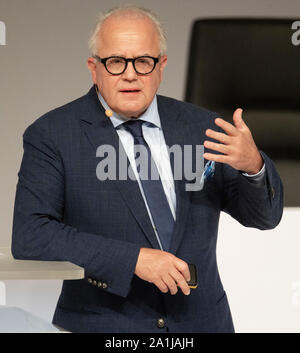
[123,119,175,251]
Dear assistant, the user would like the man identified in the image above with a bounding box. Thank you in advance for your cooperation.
[12,5,283,333]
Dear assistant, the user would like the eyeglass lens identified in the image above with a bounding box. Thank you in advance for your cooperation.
[106,57,156,74]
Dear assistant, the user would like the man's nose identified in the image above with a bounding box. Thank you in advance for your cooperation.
[122,61,138,80]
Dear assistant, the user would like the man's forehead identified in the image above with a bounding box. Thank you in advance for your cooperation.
[108,52,153,57]
[98,16,160,54]
[100,15,158,40]
[102,13,154,27]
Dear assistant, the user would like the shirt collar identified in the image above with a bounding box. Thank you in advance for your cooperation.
[97,92,161,129]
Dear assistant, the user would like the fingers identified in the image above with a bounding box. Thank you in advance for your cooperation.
[203,109,256,171]
[202,152,230,164]
[214,117,237,136]
[232,108,246,129]
[175,259,190,282]
[205,110,245,147]
[162,275,179,295]
[162,260,190,295]
[134,248,191,296]
[205,129,230,144]
[204,126,231,157]
[212,109,247,138]
[160,270,190,296]
[204,140,230,154]
[155,279,169,294]
[170,271,191,296]
[173,259,191,295]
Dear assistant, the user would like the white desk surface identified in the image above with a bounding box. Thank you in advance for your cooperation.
[0,247,84,280]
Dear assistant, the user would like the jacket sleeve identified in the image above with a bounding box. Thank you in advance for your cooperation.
[11,121,141,298]
[219,151,284,230]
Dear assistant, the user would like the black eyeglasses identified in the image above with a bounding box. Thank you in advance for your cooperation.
[93,55,160,75]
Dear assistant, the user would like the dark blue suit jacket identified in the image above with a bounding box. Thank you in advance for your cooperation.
[12,86,283,333]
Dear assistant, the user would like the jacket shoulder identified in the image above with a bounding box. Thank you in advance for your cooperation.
[157,95,219,124]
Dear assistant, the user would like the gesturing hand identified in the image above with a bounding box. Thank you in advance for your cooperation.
[203,108,263,175]
[134,248,191,295]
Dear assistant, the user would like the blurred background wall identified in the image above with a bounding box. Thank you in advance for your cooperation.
[0,0,300,332]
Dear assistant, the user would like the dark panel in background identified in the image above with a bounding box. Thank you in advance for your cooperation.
[185,19,300,206]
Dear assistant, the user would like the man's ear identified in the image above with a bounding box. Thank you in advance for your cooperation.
[159,55,168,79]
[87,57,97,84]
[160,55,168,67]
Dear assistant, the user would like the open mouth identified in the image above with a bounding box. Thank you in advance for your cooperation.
[120,89,141,93]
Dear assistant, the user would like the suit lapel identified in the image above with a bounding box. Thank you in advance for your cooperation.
[157,96,191,255]
[79,86,161,249]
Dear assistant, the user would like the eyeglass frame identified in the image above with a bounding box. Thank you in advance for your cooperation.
[93,55,160,75]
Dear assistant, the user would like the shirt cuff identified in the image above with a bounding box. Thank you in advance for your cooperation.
[242,163,266,182]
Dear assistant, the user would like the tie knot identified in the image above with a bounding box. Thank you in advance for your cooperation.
[123,119,144,138]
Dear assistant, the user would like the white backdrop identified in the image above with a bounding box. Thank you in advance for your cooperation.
[217,208,300,332]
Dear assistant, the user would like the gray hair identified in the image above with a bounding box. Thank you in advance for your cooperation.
[88,4,167,56]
